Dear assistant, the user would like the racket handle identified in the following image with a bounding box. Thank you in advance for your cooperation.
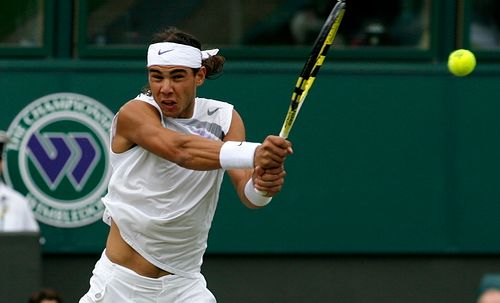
[254,134,289,197]
[255,188,268,196]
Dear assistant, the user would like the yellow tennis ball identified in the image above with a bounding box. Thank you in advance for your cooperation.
[448,49,476,77]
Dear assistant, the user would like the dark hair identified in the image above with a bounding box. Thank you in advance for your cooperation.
[28,288,63,303]
[151,27,225,79]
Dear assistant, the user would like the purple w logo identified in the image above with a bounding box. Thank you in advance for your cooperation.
[27,132,101,191]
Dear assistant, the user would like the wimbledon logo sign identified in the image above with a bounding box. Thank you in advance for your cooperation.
[3,93,114,228]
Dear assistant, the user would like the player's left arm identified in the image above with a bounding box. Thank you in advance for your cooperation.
[225,110,289,208]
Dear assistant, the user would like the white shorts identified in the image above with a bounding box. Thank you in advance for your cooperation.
[79,251,216,303]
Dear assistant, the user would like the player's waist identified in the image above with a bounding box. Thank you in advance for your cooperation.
[98,250,177,286]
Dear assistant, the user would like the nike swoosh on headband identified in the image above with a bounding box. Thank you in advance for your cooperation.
[158,49,174,55]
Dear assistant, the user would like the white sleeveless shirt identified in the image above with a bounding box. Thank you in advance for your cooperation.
[102,93,233,278]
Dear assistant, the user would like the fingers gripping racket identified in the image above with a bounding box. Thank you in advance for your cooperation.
[280,0,346,139]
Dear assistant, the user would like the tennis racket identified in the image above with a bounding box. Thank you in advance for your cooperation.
[279,0,346,139]
[255,1,346,197]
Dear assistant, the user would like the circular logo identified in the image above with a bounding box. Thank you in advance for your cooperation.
[3,93,114,228]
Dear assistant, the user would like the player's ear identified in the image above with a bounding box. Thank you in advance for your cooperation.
[195,66,206,86]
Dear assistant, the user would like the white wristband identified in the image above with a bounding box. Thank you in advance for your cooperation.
[244,178,272,207]
[220,141,260,169]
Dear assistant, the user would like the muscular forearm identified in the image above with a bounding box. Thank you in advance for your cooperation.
[164,133,224,170]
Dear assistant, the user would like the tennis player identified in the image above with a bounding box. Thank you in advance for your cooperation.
[79,27,292,303]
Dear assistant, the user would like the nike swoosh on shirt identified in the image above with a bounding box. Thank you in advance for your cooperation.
[207,108,221,116]
[158,49,173,55]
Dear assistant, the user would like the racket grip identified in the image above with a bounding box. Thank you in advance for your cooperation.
[255,188,268,196]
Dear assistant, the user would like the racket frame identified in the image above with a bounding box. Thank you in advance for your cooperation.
[279,0,346,138]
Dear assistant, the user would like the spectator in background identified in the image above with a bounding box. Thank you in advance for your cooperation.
[28,288,64,303]
[290,0,332,45]
[290,0,430,48]
[470,0,500,49]
[477,274,500,303]
[0,131,39,232]
[479,290,500,303]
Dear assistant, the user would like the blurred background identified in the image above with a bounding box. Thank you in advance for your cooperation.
[1,0,500,302]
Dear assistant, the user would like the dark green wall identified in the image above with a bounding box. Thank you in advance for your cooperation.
[1,60,500,254]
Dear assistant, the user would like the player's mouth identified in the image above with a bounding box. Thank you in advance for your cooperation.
[160,100,177,112]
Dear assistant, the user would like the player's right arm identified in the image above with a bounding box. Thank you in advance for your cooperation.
[112,99,291,172]
[112,99,223,170]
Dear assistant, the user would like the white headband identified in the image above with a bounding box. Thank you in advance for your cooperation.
[147,42,219,68]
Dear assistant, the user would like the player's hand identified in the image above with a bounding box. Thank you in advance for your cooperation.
[253,165,287,196]
[254,135,293,169]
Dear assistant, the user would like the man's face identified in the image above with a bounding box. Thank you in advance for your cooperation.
[147,65,206,118]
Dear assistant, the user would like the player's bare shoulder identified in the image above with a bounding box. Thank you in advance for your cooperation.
[118,99,160,124]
